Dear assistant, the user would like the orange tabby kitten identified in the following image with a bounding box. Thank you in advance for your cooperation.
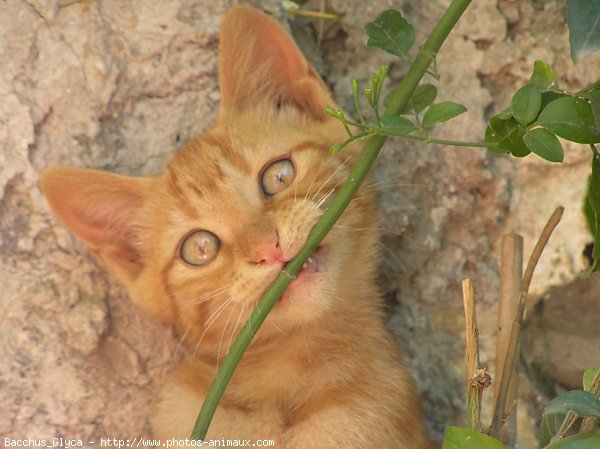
[41,6,431,448]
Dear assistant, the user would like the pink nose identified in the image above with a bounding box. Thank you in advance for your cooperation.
[251,238,284,265]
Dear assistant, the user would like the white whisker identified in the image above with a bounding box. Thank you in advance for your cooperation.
[360,181,427,195]
[293,171,298,203]
[227,302,246,352]
[217,302,236,371]
[175,321,193,354]
[204,298,233,328]
[193,297,233,358]
[304,168,321,202]
[192,285,231,305]
[313,187,336,211]
[373,239,406,270]
[309,156,350,203]
[269,319,288,336]
[364,172,427,190]
[335,224,404,237]
[168,271,219,287]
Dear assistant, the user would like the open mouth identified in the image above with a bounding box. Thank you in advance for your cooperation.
[273,245,326,305]
[297,245,324,277]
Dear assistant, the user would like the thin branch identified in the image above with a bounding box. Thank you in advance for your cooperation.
[462,279,491,432]
[374,130,501,149]
[463,279,478,389]
[491,234,523,445]
[286,9,339,20]
[490,207,564,439]
[522,207,564,293]
[580,369,600,433]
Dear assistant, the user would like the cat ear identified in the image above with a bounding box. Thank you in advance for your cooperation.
[218,5,333,120]
[40,166,147,284]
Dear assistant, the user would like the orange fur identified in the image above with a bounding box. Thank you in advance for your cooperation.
[40,5,431,448]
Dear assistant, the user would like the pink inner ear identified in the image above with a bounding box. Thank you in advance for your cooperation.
[264,27,307,82]
[40,166,146,280]
[218,5,333,119]
[67,191,140,247]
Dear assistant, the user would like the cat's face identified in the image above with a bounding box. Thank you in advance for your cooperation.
[139,103,377,350]
[40,6,378,353]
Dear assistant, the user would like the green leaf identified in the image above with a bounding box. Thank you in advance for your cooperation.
[495,107,513,120]
[540,413,565,447]
[407,84,438,114]
[544,390,600,419]
[365,10,415,58]
[567,0,600,62]
[523,127,564,163]
[584,89,600,129]
[509,146,531,157]
[442,427,506,449]
[541,91,570,110]
[585,152,600,272]
[529,60,556,90]
[485,116,529,156]
[422,102,467,128]
[545,431,600,449]
[583,368,600,391]
[378,115,417,135]
[512,84,542,126]
[537,97,600,143]
[584,181,596,237]
[385,83,437,114]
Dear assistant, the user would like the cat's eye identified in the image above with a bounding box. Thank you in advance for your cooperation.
[179,230,220,266]
[261,158,295,197]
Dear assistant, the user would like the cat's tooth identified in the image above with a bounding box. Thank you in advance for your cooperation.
[302,256,314,271]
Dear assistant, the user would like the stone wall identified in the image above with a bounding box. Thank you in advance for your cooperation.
[1,0,597,445]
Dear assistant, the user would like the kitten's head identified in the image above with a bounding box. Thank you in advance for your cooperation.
[41,6,378,352]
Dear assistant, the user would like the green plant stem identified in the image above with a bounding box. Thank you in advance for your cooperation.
[341,117,353,137]
[555,413,578,442]
[580,369,600,433]
[373,105,383,127]
[423,137,499,148]
[286,9,339,20]
[576,79,600,96]
[352,79,366,125]
[344,121,501,148]
[190,0,473,440]
[378,132,501,148]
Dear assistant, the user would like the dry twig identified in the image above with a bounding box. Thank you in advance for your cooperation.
[490,207,564,439]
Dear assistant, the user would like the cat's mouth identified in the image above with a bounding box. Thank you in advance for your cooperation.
[296,245,324,277]
[275,244,325,305]
[252,245,327,307]
[296,245,323,272]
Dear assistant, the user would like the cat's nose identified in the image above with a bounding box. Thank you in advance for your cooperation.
[251,237,285,265]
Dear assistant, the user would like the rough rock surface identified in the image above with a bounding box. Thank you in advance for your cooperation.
[1,0,225,441]
[1,0,598,446]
